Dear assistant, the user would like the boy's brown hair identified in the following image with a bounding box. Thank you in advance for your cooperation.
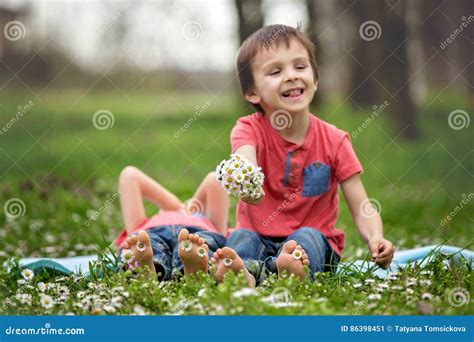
[236,24,320,113]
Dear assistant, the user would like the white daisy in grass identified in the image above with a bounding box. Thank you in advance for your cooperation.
[420,270,433,276]
[179,239,192,252]
[120,249,135,264]
[40,294,55,309]
[364,278,375,285]
[15,293,32,305]
[292,249,303,260]
[133,304,146,315]
[388,273,398,281]
[367,293,382,301]
[17,279,26,286]
[21,268,34,281]
[136,241,146,252]
[421,292,433,300]
[196,246,207,258]
[223,257,233,267]
[37,282,47,292]
[419,279,432,287]
[406,288,414,294]
[391,285,404,291]
[352,283,362,289]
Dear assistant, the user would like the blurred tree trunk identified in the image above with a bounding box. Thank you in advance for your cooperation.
[455,1,474,108]
[234,0,263,44]
[234,0,263,113]
[347,0,385,108]
[405,0,426,108]
[306,0,326,108]
[382,0,419,139]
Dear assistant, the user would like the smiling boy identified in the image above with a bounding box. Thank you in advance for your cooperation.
[211,25,395,287]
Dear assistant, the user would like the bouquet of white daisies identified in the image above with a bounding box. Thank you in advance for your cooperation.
[215,153,264,199]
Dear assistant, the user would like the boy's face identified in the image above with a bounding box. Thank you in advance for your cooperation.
[245,38,317,116]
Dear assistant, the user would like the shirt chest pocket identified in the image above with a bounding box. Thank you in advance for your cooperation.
[302,161,331,197]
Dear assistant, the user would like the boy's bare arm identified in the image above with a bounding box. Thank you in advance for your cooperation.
[234,144,265,205]
[340,174,395,268]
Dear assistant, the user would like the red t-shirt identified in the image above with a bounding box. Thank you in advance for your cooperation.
[231,112,363,256]
[115,210,219,247]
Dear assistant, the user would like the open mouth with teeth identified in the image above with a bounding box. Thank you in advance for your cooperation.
[281,88,305,98]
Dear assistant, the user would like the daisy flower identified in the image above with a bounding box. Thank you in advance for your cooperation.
[352,283,362,289]
[223,257,233,267]
[292,249,303,260]
[421,292,433,300]
[37,282,47,292]
[179,239,192,252]
[367,294,382,301]
[136,241,146,252]
[40,294,55,309]
[120,249,135,264]
[215,153,265,199]
[21,268,34,281]
[196,246,207,258]
[364,279,375,285]
[420,279,432,287]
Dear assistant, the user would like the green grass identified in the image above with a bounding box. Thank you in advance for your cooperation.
[0,88,472,315]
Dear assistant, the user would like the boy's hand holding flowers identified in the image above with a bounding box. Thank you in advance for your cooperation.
[368,237,395,269]
[215,153,265,204]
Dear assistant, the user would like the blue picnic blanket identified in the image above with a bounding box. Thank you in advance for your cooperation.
[18,245,473,279]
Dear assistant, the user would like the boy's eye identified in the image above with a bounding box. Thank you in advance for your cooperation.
[296,65,307,70]
[269,70,280,76]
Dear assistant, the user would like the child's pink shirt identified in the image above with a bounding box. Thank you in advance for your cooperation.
[231,112,363,256]
[115,210,220,247]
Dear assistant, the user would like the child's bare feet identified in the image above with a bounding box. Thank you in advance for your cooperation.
[276,240,309,280]
[210,247,256,287]
[178,228,209,276]
[121,230,156,274]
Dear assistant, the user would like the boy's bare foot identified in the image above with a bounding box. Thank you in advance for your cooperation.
[210,247,256,287]
[178,228,209,276]
[276,240,309,280]
[121,230,156,274]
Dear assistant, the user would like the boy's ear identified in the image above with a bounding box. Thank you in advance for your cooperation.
[245,90,260,105]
